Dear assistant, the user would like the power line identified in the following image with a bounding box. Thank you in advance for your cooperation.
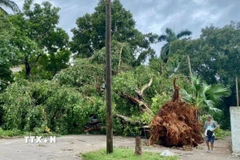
[60,0,96,14]
[58,0,76,5]
[60,0,87,11]
[15,0,24,2]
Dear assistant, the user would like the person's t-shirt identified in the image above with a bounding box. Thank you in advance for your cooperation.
[204,120,217,136]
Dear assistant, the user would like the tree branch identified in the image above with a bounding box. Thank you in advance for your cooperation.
[120,93,152,113]
[31,54,42,67]
[117,43,124,73]
[135,78,153,101]
[140,78,153,95]
[115,113,143,125]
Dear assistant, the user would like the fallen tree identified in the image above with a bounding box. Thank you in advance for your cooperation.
[119,78,153,114]
[149,78,204,147]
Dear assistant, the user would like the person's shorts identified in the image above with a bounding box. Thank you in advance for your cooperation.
[205,136,215,143]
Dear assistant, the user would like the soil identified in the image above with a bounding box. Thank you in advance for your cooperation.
[0,135,239,160]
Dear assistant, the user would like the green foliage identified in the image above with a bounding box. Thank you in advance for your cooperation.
[181,75,230,114]
[0,127,59,137]
[169,22,240,128]
[149,54,183,78]
[0,79,105,134]
[170,22,240,86]
[8,0,70,79]
[214,129,231,139]
[112,65,189,135]
[45,87,91,134]
[0,80,33,130]
[0,128,23,137]
[0,10,18,91]
[0,0,20,14]
[71,0,156,64]
[82,148,178,160]
[32,48,71,79]
[90,40,134,74]
[151,93,171,114]
[56,58,105,96]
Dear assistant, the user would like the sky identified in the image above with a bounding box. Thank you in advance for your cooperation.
[12,0,240,53]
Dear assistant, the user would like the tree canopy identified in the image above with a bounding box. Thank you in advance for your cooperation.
[71,0,157,65]
[9,0,70,79]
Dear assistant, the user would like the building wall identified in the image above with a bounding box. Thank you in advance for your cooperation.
[230,107,240,154]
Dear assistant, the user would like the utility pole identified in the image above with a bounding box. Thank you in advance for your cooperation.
[236,77,239,106]
[187,55,192,77]
[105,0,113,153]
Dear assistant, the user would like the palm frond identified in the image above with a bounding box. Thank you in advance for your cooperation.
[158,35,167,42]
[183,75,229,114]
[165,28,174,36]
[208,106,222,113]
[0,0,20,13]
[206,84,230,103]
[181,89,194,103]
[0,6,8,14]
[177,30,192,39]
[202,99,214,108]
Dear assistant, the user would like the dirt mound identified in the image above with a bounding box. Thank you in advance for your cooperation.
[149,78,204,147]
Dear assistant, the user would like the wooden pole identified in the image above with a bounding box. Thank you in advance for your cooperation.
[135,136,142,155]
[187,55,192,77]
[236,77,239,106]
[187,56,198,118]
[105,0,113,153]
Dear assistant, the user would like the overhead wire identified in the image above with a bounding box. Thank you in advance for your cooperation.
[60,0,87,11]
[15,0,24,2]
[58,0,75,5]
[60,0,97,14]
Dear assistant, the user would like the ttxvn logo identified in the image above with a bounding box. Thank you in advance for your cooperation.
[24,136,56,144]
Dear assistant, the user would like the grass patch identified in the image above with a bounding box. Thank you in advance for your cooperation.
[82,148,178,160]
[0,128,23,137]
[0,127,59,138]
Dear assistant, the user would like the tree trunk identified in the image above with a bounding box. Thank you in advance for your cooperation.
[24,58,31,79]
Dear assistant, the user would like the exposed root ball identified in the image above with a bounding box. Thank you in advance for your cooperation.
[149,78,204,147]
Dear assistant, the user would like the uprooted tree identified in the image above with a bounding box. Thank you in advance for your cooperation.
[149,78,204,147]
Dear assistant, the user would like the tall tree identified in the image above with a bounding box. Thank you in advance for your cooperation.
[158,28,191,62]
[0,0,20,14]
[0,10,19,91]
[71,0,157,65]
[169,22,240,128]
[170,22,240,86]
[9,0,70,79]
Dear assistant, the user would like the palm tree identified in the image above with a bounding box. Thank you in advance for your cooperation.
[0,0,20,14]
[181,75,230,115]
[158,28,192,62]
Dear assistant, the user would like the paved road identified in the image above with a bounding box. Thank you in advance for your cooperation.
[0,135,239,160]
[0,135,135,160]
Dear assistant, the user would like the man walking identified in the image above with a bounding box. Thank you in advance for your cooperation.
[204,115,217,153]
